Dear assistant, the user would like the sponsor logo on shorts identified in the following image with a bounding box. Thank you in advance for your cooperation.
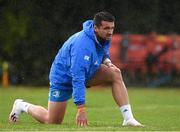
[52,90,60,98]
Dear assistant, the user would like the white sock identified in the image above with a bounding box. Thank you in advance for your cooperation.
[120,104,134,121]
[19,101,32,113]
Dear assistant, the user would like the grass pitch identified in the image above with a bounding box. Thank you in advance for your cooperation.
[0,86,180,131]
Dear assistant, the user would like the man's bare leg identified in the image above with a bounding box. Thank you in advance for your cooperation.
[87,64,129,106]
[28,101,67,124]
[87,64,143,126]
[9,99,67,124]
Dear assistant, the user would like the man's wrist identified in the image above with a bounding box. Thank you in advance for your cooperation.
[77,105,86,113]
[77,104,85,109]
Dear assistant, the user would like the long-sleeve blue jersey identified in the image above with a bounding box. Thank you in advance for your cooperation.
[49,20,111,105]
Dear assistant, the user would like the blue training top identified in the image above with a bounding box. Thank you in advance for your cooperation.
[49,20,111,105]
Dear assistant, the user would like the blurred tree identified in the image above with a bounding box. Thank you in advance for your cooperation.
[0,0,180,85]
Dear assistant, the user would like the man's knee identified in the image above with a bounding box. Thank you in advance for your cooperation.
[42,113,63,124]
[45,117,63,124]
[47,120,62,124]
[41,115,49,124]
[110,67,123,81]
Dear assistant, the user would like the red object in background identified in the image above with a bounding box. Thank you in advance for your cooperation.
[109,34,180,74]
[109,34,122,67]
[128,34,145,45]
[125,34,147,74]
[159,49,180,73]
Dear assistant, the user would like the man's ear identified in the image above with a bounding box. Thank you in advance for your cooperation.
[94,25,98,32]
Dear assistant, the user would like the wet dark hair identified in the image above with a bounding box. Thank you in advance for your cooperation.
[93,11,115,27]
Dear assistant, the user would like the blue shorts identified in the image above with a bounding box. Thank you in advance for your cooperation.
[48,86,73,102]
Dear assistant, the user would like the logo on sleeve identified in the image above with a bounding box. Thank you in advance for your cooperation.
[84,55,90,61]
[94,60,98,65]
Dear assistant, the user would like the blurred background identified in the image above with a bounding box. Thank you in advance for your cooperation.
[0,0,180,87]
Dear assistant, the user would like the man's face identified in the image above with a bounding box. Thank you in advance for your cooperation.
[94,20,115,40]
